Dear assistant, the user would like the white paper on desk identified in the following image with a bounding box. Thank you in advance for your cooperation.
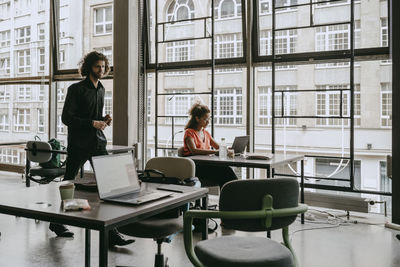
[245,153,272,160]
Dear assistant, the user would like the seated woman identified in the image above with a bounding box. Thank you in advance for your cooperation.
[183,103,237,188]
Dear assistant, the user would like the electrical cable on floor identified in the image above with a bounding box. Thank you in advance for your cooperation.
[290,208,387,242]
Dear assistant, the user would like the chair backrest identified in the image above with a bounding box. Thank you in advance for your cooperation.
[26,141,52,163]
[219,178,299,231]
[177,146,185,157]
[145,157,195,181]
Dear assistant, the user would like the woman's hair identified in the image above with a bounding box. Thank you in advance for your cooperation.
[79,51,110,77]
[185,103,210,130]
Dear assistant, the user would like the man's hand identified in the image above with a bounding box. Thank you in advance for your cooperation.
[92,120,107,130]
[104,114,112,126]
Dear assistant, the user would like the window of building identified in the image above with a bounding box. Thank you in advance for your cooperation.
[38,23,45,40]
[15,26,31,44]
[165,89,194,125]
[57,87,65,102]
[167,0,194,21]
[275,30,297,54]
[166,40,194,62]
[39,85,45,101]
[0,2,11,18]
[38,48,45,72]
[95,47,112,65]
[147,90,151,122]
[17,49,31,73]
[381,17,388,47]
[37,108,45,133]
[354,84,361,127]
[215,33,243,58]
[215,0,242,19]
[259,0,271,14]
[381,83,392,127]
[104,91,112,116]
[14,0,31,16]
[380,161,391,192]
[59,50,65,64]
[14,108,30,132]
[17,85,31,101]
[214,88,242,125]
[0,112,9,131]
[94,6,112,35]
[0,86,10,102]
[0,148,20,164]
[0,54,10,75]
[316,22,360,52]
[57,115,64,134]
[258,86,297,126]
[316,85,350,127]
[0,30,10,46]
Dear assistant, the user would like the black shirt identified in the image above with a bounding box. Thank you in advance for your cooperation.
[62,77,107,150]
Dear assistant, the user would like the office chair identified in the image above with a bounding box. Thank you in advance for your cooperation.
[119,157,197,267]
[177,146,221,188]
[183,178,308,267]
[25,141,66,185]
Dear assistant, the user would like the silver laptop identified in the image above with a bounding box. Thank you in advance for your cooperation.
[92,153,172,205]
[231,136,249,155]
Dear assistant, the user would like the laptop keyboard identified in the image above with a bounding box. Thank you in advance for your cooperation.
[112,190,170,204]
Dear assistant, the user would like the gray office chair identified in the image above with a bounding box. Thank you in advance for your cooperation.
[119,157,197,267]
[177,146,220,188]
[183,178,308,267]
[25,141,66,184]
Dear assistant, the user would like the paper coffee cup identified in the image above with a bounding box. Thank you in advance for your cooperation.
[59,183,75,200]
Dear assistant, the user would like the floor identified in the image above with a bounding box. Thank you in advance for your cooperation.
[0,172,399,267]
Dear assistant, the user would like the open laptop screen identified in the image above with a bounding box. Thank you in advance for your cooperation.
[92,153,140,199]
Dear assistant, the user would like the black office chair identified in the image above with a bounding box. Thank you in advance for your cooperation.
[25,141,66,185]
[119,157,197,267]
[183,178,308,267]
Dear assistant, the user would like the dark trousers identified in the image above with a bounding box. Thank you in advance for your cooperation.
[196,165,238,189]
[64,146,107,180]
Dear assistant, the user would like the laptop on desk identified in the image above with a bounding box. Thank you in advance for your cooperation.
[231,136,249,155]
[92,153,172,205]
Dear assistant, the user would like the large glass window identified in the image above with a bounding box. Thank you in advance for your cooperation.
[0,30,10,46]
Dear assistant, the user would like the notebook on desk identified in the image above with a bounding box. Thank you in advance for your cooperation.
[92,153,172,205]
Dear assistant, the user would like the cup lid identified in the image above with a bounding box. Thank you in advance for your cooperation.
[59,183,75,189]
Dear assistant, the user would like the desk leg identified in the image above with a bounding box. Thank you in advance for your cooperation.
[301,159,304,224]
[99,229,109,267]
[267,166,271,178]
[85,229,91,267]
[25,159,30,187]
[201,195,208,240]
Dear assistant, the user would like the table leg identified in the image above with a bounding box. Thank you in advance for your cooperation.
[85,229,91,267]
[301,159,304,224]
[201,195,208,240]
[267,166,271,178]
[99,229,109,267]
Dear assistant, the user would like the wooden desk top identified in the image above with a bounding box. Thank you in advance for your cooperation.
[0,183,207,230]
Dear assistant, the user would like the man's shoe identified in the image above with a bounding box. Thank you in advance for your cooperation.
[49,223,74,237]
[109,229,135,247]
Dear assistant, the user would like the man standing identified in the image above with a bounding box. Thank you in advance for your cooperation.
[49,51,134,247]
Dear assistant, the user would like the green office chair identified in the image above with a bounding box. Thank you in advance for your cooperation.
[25,141,66,185]
[183,178,308,267]
[119,156,197,267]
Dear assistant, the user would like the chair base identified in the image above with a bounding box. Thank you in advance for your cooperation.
[155,253,168,267]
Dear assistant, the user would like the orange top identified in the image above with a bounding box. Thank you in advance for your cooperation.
[183,128,212,156]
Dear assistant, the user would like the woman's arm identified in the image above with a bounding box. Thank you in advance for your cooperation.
[210,136,220,150]
[185,136,217,155]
